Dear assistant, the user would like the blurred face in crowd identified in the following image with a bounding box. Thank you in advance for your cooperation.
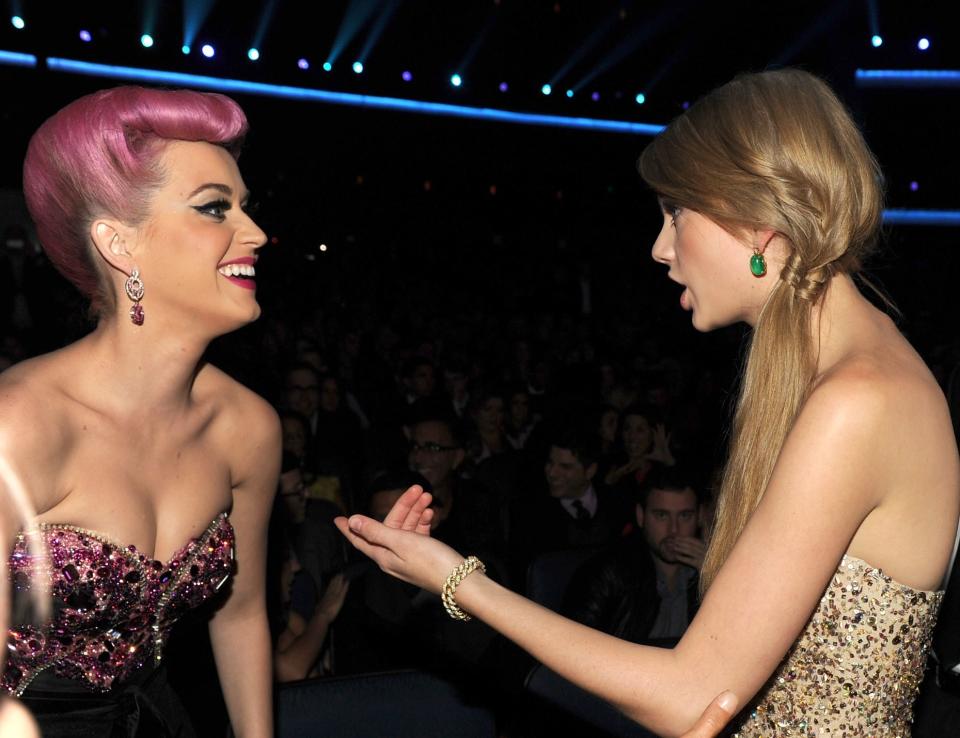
[475,396,505,435]
[281,415,308,459]
[407,363,436,398]
[623,413,653,459]
[408,421,464,490]
[509,392,530,429]
[279,467,307,524]
[445,370,469,399]
[637,487,699,565]
[285,367,320,419]
[599,408,619,446]
[319,376,340,413]
[545,446,596,500]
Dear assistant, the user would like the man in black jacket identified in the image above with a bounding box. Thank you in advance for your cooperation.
[563,464,705,645]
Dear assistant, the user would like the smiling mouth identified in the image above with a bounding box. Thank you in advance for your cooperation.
[217,263,256,289]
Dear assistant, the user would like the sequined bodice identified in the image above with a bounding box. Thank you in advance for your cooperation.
[734,554,943,737]
[3,514,234,696]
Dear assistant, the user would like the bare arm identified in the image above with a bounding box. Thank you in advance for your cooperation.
[338,378,908,735]
[274,574,349,682]
[209,399,281,738]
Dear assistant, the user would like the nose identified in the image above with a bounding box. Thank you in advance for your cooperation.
[651,218,674,266]
[240,210,269,251]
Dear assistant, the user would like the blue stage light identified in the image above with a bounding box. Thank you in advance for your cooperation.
[402,70,413,82]
[918,37,930,51]
[352,61,363,74]
[635,93,646,104]
[871,35,883,47]
[541,84,552,95]
[499,81,508,92]
[451,74,462,87]
[0,50,37,67]
[201,44,215,58]
[856,69,960,87]
[79,30,92,43]
[140,34,154,48]
[299,58,310,70]
[247,48,260,61]
[591,91,600,101]
[565,89,574,98]
[181,45,191,55]
[322,61,333,72]
[11,16,24,30]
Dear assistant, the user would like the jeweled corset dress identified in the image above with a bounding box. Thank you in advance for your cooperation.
[733,554,943,737]
[3,513,234,696]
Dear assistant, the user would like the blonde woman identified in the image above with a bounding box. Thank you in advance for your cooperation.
[337,69,959,736]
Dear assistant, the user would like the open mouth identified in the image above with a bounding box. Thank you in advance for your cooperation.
[217,263,256,290]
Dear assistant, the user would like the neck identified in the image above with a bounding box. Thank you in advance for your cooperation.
[76,316,211,419]
[809,273,880,377]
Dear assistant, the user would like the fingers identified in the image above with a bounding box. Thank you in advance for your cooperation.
[382,485,429,529]
[400,488,433,531]
[415,508,434,536]
[680,692,738,738]
[334,515,397,566]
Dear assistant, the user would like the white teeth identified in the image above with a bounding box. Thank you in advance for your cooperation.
[218,263,256,278]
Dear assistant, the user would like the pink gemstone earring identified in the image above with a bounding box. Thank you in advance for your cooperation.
[125,268,145,325]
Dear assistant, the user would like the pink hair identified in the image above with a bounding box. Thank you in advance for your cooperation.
[23,86,248,313]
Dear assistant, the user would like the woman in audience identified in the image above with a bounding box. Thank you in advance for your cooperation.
[0,87,280,736]
[337,69,959,736]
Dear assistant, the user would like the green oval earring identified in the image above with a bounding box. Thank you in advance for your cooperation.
[750,249,767,278]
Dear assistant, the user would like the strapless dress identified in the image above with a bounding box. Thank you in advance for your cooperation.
[733,554,943,737]
[3,513,234,737]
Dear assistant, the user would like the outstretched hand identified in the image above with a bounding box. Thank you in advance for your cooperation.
[679,692,738,738]
[335,485,465,594]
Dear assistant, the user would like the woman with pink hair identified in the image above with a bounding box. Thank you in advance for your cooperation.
[0,86,279,737]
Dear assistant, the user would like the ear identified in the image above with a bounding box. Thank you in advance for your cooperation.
[89,219,137,277]
[754,227,778,254]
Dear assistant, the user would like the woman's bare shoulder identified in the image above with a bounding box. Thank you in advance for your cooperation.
[196,364,281,450]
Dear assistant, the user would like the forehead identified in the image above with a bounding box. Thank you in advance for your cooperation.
[156,140,246,198]
[624,415,650,429]
[286,368,318,385]
[646,487,698,509]
[413,420,453,442]
[549,446,581,466]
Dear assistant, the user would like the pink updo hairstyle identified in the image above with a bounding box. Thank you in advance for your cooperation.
[23,86,249,316]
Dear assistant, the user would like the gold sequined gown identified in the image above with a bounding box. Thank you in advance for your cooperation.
[733,554,943,737]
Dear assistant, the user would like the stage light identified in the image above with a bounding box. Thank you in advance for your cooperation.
[201,44,215,58]
[871,35,883,47]
[319,244,328,252]
[910,181,919,191]
[565,89,574,98]
[635,93,646,104]
[352,61,363,74]
[499,82,508,92]
[140,34,154,48]
[11,16,24,30]
[451,74,462,87]
[918,37,930,51]
[402,70,413,82]
[322,61,333,72]
[299,58,310,70]
[247,48,260,61]
[79,30,92,43]
[591,91,600,101]
[182,45,191,55]
[541,84,552,95]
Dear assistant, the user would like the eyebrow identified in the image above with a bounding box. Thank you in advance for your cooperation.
[188,183,251,204]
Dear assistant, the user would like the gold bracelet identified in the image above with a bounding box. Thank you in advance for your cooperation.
[441,555,486,621]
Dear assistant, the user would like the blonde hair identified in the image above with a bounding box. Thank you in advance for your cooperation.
[639,69,884,591]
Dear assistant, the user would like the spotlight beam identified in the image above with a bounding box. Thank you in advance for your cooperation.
[43,56,666,135]
[328,0,380,66]
[571,1,689,93]
[457,9,498,79]
[252,0,280,51]
[771,1,852,67]
[358,0,402,64]
[183,0,216,51]
[549,8,620,86]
